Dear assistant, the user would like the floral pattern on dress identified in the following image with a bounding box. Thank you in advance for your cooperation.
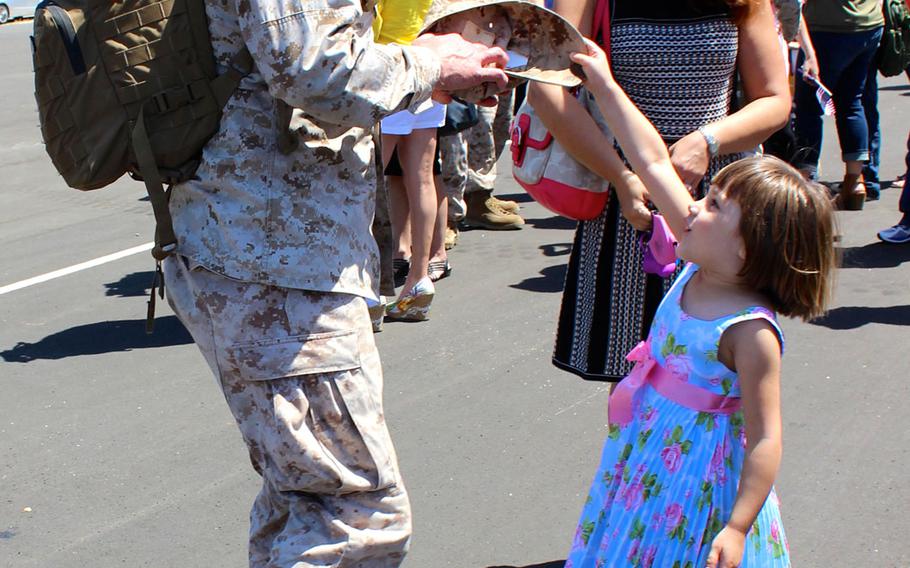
[565,263,790,567]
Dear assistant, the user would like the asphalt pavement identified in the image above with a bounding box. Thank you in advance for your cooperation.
[2,19,910,568]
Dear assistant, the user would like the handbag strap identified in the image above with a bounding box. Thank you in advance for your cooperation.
[591,0,611,52]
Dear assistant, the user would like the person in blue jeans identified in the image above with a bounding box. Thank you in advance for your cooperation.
[862,63,882,200]
[878,129,910,243]
[794,0,884,210]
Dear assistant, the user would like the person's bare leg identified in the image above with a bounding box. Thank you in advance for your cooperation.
[397,128,438,291]
[429,175,448,264]
[387,175,411,260]
[381,134,412,260]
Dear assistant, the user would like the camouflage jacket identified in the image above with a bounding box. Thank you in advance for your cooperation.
[170,0,441,299]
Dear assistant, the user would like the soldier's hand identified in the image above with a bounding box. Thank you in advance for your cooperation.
[412,33,509,101]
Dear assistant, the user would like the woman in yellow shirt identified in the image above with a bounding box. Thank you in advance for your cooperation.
[376,0,449,321]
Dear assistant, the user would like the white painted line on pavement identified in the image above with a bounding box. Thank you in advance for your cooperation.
[0,242,154,295]
[552,384,612,417]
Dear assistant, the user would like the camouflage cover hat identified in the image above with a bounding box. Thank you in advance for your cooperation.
[422,0,586,102]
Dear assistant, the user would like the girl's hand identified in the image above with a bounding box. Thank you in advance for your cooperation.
[705,526,746,568]
[569,38,615,93]
[614,173,653,231]
[668,131,711,195]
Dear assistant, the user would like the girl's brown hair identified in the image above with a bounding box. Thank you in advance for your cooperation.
[713,156,837,321]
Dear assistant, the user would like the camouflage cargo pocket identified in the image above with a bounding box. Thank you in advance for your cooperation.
[221,329,394,494]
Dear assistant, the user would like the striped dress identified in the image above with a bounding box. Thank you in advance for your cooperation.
[553,0,751,382]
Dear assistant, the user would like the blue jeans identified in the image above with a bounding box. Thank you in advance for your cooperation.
[900,130,910,226]
[862,65,881,196]
[794,27,884,176]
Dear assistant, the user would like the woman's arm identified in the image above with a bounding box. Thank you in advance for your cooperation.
[669,0,791,189]
[797,15,820,82]
[527,0,652,230]
[707,320,784,568]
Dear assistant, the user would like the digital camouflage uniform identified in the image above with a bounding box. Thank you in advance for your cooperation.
[439,89,514,219]
[163,0,441,565]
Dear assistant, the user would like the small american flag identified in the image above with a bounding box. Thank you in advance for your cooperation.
[812,78,836,116]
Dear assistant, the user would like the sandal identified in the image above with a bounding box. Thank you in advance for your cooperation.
[428,259,452,282]
[386,277,434,321]
[833,173,866,211]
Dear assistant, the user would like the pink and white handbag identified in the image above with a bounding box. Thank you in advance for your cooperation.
[510,89,613,221]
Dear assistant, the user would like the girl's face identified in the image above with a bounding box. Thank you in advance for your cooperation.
[676,184,746,276]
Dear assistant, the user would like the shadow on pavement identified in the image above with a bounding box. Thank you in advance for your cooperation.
[809,305,910,330]
[540,243,572,257]
[510,264,567,293]
[0,316,193,363]
[838,242,910,269]
[495,191,535,204]
[524,216,577,231]
[104,271,156,297]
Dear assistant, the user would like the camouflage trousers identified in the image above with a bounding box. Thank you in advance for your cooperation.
[163,255,411,568]
[439,90,514,220]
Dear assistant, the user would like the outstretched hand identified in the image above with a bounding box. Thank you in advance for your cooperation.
[412,33,509,105]
[568,37,614,93]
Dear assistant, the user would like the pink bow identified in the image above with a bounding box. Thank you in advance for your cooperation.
[608,340,743,427]
[608,341,655,427]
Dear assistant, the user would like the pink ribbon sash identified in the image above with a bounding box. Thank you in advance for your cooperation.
[608,341,742,426]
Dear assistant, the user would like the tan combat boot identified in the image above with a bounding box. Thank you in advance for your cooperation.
[463,190,525,230]
[490,195,520,213]
[444,219,459,250]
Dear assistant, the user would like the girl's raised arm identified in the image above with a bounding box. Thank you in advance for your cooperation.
[570,41,694,239]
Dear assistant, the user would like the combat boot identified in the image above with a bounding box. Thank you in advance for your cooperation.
[444,220,459,250]
[463,190,524,230]
[490,195,520,213]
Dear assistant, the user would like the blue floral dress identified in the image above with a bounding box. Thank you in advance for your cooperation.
[565,264,791,567]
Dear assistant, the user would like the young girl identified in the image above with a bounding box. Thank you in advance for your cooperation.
[563,39,837,567]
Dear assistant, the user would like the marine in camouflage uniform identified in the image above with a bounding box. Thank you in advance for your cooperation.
[163,0,443,564]
[439,91,513,213]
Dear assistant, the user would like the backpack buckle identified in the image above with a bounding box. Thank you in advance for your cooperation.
[152,92,171,113]
[152,86,196,114]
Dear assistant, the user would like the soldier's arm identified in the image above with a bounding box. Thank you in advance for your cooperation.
[237,0,441,128]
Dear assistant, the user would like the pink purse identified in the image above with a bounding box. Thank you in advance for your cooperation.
[640,213,678,278]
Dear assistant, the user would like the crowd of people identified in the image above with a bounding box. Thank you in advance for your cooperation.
[156,0,908,566]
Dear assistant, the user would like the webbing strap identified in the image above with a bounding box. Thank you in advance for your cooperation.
[209,48,254,108]
[97,0,181,40]
[145,261,165,334]
[132,108,177,261]
[108,33,194,72]
[116,65,208,106]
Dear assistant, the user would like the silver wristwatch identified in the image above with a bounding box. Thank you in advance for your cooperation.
[697,125,720,159]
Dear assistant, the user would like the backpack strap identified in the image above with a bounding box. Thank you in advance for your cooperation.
[132,47,254,262]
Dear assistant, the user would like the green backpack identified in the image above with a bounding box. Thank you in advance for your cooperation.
[878,0,910,77]
[30,0,252,260]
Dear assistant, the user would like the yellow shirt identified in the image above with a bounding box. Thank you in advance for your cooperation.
[373,0,435,45]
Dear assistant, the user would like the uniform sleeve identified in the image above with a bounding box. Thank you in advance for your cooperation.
[236,0,442,128]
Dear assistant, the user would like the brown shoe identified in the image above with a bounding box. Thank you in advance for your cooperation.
[463,191,525,230]
[834,173,866,211]
[490,195,520,213]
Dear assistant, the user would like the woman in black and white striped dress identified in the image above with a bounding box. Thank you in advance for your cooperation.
[530,0,790,382]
